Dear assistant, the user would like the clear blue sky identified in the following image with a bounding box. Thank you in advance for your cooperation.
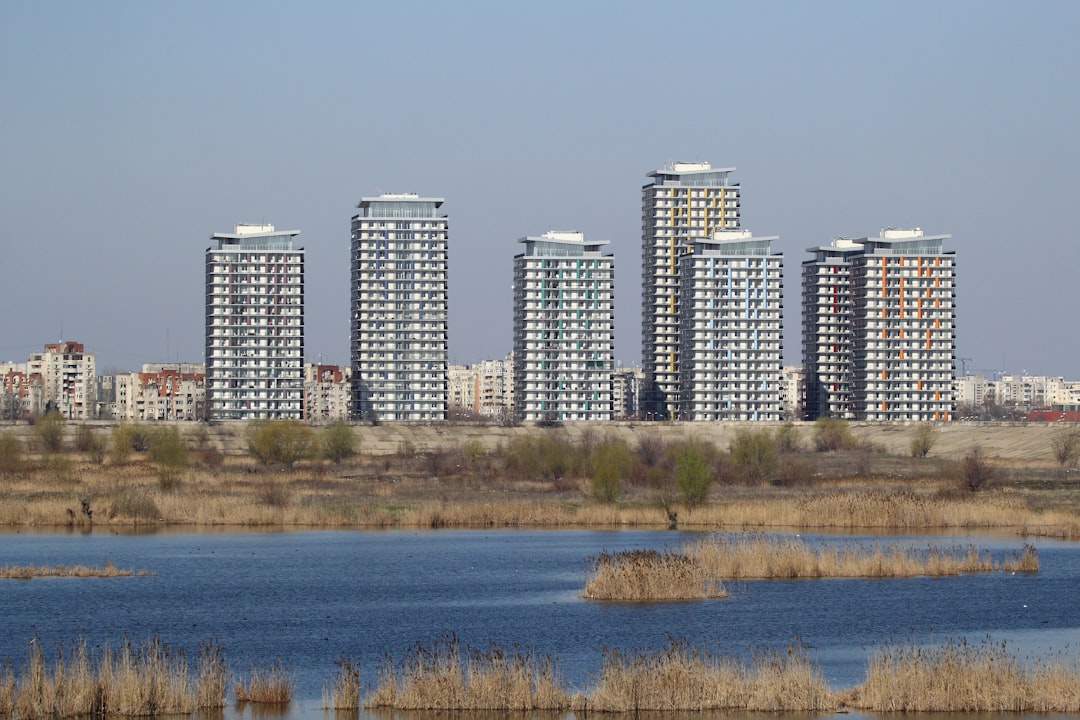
[2,1,1078,377]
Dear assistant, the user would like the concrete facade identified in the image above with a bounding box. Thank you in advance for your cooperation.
[678,231,783,421]
[350,194,448,422]
[115,364,206,421]
[303,363,351,422]
[803,229,956,422]
[642,162,740,419]
[205,224,305,420]
[513,231,614,422]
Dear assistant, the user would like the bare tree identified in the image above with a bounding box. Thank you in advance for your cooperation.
[1050,426,1080,469]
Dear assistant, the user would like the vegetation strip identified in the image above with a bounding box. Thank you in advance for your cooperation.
[0,562,153,579]
[6,635,1080,716]
[3,418,1080,538]
[583,537,1037,601]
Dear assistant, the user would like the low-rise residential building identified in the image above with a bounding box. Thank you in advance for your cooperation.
[1,362,44,420]
[781,365,805,421]
[448,353,514,421]
[304,364,351,422]
[114,364,206,421]
[612,367,643,419]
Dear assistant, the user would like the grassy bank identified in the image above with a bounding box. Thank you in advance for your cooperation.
[2,420,1080,535]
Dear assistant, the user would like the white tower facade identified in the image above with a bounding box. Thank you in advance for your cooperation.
[350,194,448,422]
[642,162,740,419]
[513,231,614,422]
[678,230,783,421]
[205,224,304,420]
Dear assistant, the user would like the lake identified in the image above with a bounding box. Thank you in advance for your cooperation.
[2,528,1079,720]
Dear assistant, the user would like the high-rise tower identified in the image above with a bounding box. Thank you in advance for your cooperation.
[513,231,614,422]
[641,162,740,419]
[802,228,956,422]
[350,193,448,421]
[205,224,304,420]
[678,230,783,421]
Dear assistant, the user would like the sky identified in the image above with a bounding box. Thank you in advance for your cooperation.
[2,1,1078,378]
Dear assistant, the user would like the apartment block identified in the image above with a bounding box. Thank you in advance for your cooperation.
[448,353,514,420]
[303,364,351,422]
[513,231,614,422]
[678,231,783,421]
[351,194,448,422]
[24,342,97,419]
[612,367,643,419]
[803,229,955,422]
[114,364,206,421]
[801,239,864,419]
[1,362,44,420]
[642,161,740,419]
[205,224,305,421]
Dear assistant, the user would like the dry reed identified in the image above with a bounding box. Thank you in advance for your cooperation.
[583,549,727,601]
[6,637,225,719]
[846,637,1080,712]
[0,562,152,579]
[585,638,834,712]
[685,534,1040,579]
[365,635,570,710]
[322,656,361,709]
[234,661,293,704]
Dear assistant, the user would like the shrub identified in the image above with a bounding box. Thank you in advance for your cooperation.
[674,443,712,508]
[910,424,938,458]
[1050,426,1080,468]
[0,431,23,476]
[74,425,101,453]
[320,421,357,464]
[34,411,66,453]
[813,417,857,452]
[149,427,188,489]
[957,447,997,492]
[127,424,153,452]
[729,428,779,484]
[774,422,801,453]
[248,420,313,467]
[588,439,633,503]
[110,424,134,464]
[775,456,818,486]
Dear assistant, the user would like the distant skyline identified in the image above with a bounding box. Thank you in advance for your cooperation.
[2,1,1078,377]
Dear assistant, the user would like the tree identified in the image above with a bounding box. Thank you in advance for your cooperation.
[729,428,779,484]
[588,439,633,503]
[910,424,938,458]
[674,443,712,508]
[1050,426,1080,468]
[34,411,65,453]
[321,421,358,464]
[248,420,314,467]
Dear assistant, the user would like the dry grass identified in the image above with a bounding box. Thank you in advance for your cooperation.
[582,549,727,601]
[685,534,1040,579]
[0,562,152,579]
[234,661,293,704]
[844,637,1080,712]
[365,635,570,710]
[3,637,225,719]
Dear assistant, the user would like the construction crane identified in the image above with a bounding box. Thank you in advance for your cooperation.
[958,357,974,376]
